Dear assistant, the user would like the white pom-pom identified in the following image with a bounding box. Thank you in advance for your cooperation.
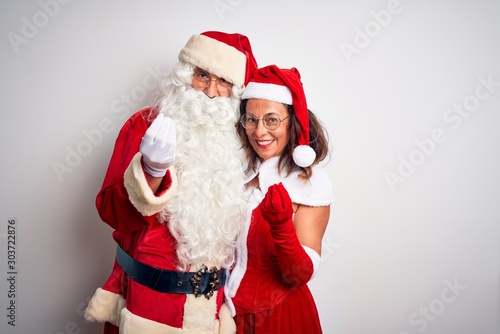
[293,145,316,168]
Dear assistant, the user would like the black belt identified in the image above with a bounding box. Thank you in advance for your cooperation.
[115,245,226,300]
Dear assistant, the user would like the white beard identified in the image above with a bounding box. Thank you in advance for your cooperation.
[155,63,249,270]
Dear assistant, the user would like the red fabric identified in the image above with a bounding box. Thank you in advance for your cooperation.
[260,183,314,287]
[231,183,321,333]
[93,107,224,332]
[103,322,119,334]
[96,108,171,233]
[234,286,320,334]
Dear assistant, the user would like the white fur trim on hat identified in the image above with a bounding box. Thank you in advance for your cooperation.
[293,145,316,168]
[179,34,247,87]
[84,288,125,327]
[124,152,178,216]
[241,82,293,104]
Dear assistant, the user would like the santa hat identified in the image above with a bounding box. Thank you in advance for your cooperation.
[241,65,316,168]
[178,31,258,88]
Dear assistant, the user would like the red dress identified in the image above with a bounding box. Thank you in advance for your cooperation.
[84,108,234,333]
[227,157,334,334]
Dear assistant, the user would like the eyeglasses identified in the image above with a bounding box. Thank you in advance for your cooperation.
[193,69,233,93]
[240,113,291,130]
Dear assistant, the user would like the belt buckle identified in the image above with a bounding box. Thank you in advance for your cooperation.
[190,264,220,300]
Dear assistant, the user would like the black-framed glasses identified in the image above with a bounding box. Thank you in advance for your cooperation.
[193,68,233,92]
[240,113,291,130]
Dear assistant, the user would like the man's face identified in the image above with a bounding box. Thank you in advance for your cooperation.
[191,68,233,98]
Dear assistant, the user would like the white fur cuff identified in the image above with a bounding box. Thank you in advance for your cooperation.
[302,245,321,280]
[84,288,125,327]
[124,152,178,216]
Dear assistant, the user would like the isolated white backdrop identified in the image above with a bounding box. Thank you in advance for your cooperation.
[1,0,499,333]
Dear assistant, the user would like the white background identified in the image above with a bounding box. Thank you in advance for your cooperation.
[1,0,499,333]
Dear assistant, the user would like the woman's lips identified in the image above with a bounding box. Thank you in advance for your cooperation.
[256,139,273,148]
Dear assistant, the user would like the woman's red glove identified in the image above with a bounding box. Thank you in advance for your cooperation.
[259,183,314,288]
[259,183,294,225]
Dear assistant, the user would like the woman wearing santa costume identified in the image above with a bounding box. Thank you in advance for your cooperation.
[226,65,333,333]
[84,31,258,333]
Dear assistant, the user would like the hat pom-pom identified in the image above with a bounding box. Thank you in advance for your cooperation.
[293,145,316,168]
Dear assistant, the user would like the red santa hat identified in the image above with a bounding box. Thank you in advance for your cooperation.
[178,31,258,88]
[241,65,316,168]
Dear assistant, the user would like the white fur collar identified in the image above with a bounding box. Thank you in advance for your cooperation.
[246,156,334,207]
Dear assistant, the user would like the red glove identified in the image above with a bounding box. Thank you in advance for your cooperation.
[260,183,314,288]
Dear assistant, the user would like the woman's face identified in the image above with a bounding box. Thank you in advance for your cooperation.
[244,99,291,161]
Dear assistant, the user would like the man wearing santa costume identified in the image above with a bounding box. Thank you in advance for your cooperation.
[84,31,258,334]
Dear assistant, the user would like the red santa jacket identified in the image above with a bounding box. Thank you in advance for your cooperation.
[84,108,234,334]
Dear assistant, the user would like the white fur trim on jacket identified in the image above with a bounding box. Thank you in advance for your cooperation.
[179,34,247,87]
[124,152,178,216]
[225,199,257,316]
[84,288,125,327]
[217,303,237,334]
[119,292,235,334]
